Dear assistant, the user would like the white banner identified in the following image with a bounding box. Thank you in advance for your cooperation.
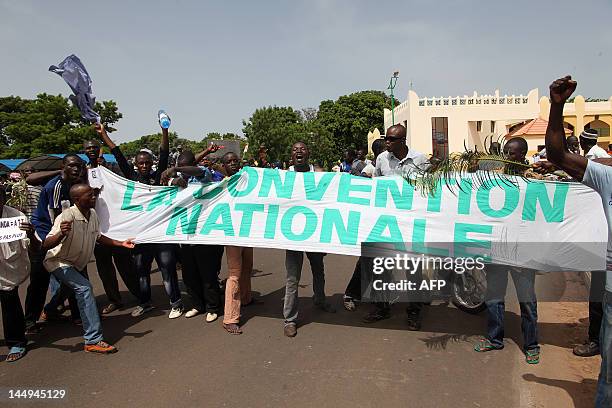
[89,167,608,271]
[0,216,27,243]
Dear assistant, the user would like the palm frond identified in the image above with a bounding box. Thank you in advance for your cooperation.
[404,147,530,197]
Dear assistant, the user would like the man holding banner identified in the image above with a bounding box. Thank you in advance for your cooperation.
[283,142,336,338]
[544,75,612,407]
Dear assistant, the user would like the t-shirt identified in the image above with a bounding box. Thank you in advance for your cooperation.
[361,163,375,177]
[44,206,101,272]
[0,206,30,291]
[586,145,610,160]
[581,160,612,291]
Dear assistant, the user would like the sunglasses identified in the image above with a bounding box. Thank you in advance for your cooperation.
[384,136,405,142]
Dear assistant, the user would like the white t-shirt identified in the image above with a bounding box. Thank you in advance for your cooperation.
[582,160,612,291]
[586,145,610,160]
[0,206,30,290]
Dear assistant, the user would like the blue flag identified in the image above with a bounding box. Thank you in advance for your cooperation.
[49,54,100,123]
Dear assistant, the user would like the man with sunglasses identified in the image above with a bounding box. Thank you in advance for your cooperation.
[366,124,429,330]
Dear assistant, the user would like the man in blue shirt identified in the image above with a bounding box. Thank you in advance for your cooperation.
[25,154,86,331]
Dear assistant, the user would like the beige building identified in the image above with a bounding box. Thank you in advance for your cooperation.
[372,89,612,156]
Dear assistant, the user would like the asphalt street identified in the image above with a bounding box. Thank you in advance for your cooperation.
[0,249,601,407]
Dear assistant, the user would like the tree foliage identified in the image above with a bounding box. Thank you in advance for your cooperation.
[315,90,394,153]
[242,106,336,168]
[0,94,122,158]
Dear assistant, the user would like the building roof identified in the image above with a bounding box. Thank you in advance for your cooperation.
[508,118,571,137]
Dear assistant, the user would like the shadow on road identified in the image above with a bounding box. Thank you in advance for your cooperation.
[523,373,597,407]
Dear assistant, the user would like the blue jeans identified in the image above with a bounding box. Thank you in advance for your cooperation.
[50,266,103,345]
[595,290,612,407]
[485,265,539,352]
[134,243,182,308]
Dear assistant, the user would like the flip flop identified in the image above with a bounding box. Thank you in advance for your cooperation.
[525,349,540,364]
[474,338,503,352]
[223,323,243,335]
[5,346,26,363]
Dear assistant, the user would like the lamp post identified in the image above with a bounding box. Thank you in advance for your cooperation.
[387,71,399,125]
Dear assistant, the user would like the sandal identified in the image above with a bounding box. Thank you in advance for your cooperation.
[525,349,540,364]
[363,308,391,323]
[343,296,358,311]
[223,323,243,335]
[5,346,27,363]
[474,338,503,352]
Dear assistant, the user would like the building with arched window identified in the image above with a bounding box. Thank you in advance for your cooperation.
[374,89,612,156]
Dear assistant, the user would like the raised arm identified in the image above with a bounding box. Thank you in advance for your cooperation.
[94,123,117,150]
[195,143,222,164]
[95,123,133,178]
[26,170,62,186]
[545,76,588,180]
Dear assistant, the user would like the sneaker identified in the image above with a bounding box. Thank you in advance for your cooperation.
[573,341,600,357]
[168,306,184,319]
[184,308,201,318]
[84,340,118,354]
[205,312,218,323]
[284,323,297,337]
[102,303,122,315]
[131,304,154,317]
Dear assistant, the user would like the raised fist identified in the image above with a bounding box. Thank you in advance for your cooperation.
[549,75,577,104]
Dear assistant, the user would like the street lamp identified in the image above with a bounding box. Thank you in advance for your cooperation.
[387,71,399,125]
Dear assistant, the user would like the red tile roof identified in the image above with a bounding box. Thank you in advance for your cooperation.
[508,118,571,136]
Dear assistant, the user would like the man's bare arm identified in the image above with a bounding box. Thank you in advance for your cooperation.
[26,170,62,186]
[545,76,587,181]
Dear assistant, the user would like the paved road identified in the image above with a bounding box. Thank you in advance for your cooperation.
[0,249,600,407]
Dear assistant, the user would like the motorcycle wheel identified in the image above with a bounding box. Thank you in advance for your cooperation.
[451,269,487,314]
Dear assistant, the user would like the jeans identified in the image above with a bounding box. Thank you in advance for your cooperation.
[0,287,26,349]
[50,266,103,345]
[133,243,182,308]
[94,244,139,305]
[595,290,612,407]
[283,251,326,324]
[485,265,539,352]
[180,244,223,313]
[44,272,80,320]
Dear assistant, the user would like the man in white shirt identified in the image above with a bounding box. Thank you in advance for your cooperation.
[545,75,612,407]
[366,124,430,331]
[581,129,610,160]
[375,125,429,177]
[43,184,134,354]
[0,185,38,362]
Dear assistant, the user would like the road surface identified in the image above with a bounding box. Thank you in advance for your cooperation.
[0,249,601,407]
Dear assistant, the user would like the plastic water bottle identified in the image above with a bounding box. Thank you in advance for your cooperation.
[61,200,71,213]
[158,110,171,129]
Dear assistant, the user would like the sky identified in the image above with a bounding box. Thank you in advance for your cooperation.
[1,0,611,143]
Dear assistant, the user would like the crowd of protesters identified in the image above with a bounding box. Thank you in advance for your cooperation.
[0,75,611,406]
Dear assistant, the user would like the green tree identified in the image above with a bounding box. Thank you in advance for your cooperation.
[242,106,336,168]
[242,106,304,163]
[0,94,122,158]
[315,90,394,153]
